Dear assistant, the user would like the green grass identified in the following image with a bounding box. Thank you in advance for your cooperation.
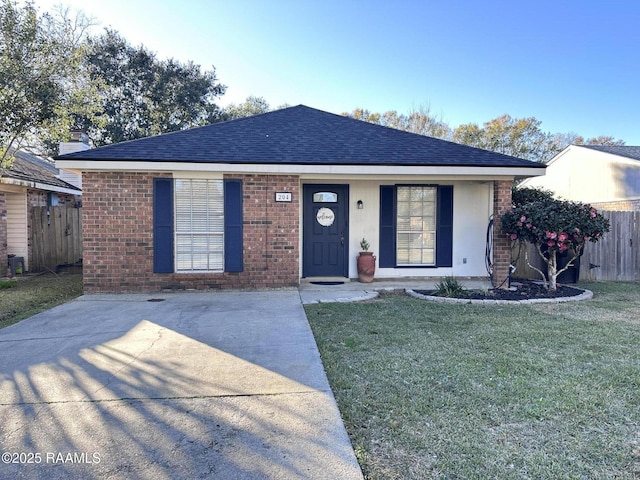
[306,282,640,479]
[0,273,83,329]
[0,279,18,289]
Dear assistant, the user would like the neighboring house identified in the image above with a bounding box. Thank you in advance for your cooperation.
[1,147,83,275]
[55,105,545,292]
[521,145,640,211]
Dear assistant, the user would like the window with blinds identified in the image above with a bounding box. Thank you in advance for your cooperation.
[174,179,224,272]
[396,186,437,266]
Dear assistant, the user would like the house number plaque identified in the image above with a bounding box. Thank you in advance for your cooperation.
[316,207,335,227]
[275,192,292,202]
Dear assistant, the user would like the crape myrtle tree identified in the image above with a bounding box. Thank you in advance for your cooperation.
[501,187,610,291]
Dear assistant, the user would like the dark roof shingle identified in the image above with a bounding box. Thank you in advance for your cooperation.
[56,105,544,169]
[581,145,640,161]
[4,150,81,191]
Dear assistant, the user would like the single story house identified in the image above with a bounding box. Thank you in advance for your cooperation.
[55,105,545,292]
[1,148,82,275]
[521,145,640,211]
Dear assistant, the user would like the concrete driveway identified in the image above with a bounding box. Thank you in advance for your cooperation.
[0,290,363,479]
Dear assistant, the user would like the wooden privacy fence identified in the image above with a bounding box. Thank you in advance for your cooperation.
[30,206,82,272]
[579,210,640,282]
[511,210,640,282]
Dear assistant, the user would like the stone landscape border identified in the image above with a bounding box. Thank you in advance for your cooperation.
[405,288,593,305]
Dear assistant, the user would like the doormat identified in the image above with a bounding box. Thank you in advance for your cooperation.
[310,281,345,286]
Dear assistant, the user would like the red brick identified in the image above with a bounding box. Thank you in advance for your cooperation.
[82,172,300,292]
[492,180,513,288]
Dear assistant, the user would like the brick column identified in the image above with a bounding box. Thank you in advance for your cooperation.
[492,180,513,288]
[0,193,7,277]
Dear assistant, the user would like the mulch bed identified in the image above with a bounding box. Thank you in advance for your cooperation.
[415,280,585,301]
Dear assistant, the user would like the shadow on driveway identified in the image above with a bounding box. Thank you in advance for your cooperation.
[0,291,362,479]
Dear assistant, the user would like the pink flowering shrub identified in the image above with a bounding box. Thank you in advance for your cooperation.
[501,194,609,290]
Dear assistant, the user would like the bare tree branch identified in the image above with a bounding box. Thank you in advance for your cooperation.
[526,250,548,288]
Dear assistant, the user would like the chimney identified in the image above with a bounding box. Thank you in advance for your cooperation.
[57,131,89,190]
[58,131,90,156]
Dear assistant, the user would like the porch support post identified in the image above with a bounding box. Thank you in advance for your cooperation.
[492,180,512,289]
[0,192,7,277]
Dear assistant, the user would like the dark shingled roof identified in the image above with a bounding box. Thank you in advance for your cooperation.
[581,145,640,161]
[56,105,544,169]
[4,149,81,191]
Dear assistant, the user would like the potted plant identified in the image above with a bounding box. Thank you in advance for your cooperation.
[357,238,376,283]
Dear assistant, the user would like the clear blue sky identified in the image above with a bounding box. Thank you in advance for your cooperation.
[36,0,640,144]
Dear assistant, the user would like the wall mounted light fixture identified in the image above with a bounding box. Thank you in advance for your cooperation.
[357,200,364,209]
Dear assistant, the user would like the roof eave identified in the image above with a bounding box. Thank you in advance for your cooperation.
[56,159,544,178]
[1,176,82,195]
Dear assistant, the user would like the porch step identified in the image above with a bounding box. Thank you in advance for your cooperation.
[301,276,350,284]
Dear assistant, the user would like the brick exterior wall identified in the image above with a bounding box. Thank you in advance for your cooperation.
[82,172,299,292]
[0,192,7,277]
[589,199,640,211]
[239,174,300,288]
[26,189,79,208]
[492,180,513,288]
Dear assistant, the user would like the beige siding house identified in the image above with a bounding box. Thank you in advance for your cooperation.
[521,145,640,210]
[1,148,82,275]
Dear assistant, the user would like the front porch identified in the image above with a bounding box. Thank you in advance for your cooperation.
[298,276,492,304]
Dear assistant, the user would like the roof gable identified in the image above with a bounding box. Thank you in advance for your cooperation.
[55,105,543,169]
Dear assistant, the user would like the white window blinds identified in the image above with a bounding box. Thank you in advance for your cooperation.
[174,179,224,272]
[396,186,437,266]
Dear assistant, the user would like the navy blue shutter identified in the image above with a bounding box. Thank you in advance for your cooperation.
[224,179,243,272]
[379,185,396,268]
[153,178,174,273]
[436,185,454,267]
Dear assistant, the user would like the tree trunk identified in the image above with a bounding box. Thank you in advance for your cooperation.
[547,249,558,292]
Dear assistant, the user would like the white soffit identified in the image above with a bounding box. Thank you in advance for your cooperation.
[56,160,545,179]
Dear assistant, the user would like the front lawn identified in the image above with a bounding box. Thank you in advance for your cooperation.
[0,273,83,329]
[306,282,640,479]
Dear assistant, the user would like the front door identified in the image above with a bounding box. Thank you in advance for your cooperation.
[303,184,349,277]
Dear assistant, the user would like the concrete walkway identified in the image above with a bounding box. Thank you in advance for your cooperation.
[299,277,493,304]
[0,291,363,480]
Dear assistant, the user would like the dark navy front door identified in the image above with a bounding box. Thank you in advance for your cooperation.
[303,184,349,277]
